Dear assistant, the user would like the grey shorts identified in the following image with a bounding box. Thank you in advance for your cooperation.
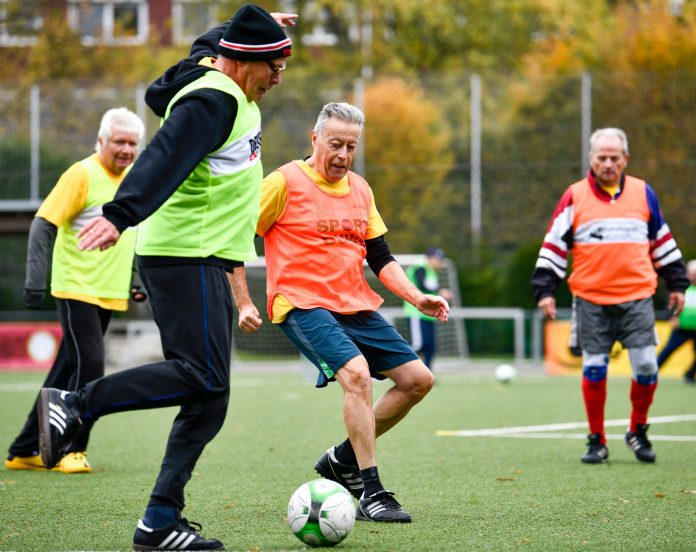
[574,296,656,354]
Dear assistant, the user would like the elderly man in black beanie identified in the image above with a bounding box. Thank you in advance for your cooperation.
[36,4,294,551]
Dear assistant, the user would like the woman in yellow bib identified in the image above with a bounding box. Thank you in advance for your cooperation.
[5,108,145,474]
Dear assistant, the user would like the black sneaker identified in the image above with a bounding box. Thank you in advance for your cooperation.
[356,490,412,523]
[133,518,224,551]
[314,446,363,499]
[37,388,82,468]
[581,433,609,464]
[625,424,656,463]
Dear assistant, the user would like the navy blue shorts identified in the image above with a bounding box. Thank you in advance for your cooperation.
[279,308,419,388]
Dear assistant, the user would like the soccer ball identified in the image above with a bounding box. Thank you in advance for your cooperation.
[287,479,355,547]
[495,363,517,383]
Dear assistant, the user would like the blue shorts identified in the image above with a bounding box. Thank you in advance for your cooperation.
[279,308,419,388]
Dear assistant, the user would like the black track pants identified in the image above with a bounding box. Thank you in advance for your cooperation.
[76,262,234,509]
[9,299,111,456]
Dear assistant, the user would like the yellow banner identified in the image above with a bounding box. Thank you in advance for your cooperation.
[544,320,692,377]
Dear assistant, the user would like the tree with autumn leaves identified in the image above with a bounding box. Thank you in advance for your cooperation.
[2,0,696,309]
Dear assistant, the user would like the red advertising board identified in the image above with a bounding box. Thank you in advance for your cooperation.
[0,322,62,370]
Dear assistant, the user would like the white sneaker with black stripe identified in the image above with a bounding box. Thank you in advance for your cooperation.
[133,518,224,551]
[356,490,412,523]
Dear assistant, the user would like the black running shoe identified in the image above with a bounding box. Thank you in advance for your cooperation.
[314,446,363,499]
[37,388,82,468]
[581,433,609,464]
[356,490,412,523]
[625,424,656,463]
[133,518,224,551]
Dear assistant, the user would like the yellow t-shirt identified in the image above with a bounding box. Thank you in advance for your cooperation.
[37,154,131,310]
[600,183,620,199]
[257,160,387,322]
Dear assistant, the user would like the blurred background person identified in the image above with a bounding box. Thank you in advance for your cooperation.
[403,247,452,371]
[5,107,145,474]
[657,258,696,384]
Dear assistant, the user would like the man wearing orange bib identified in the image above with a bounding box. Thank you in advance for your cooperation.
[533,127,688,465]
[257,102,449,522]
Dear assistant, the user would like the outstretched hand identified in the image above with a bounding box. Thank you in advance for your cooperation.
[270,12,298,27]
[77,216,120,251]
[416,294,450,323]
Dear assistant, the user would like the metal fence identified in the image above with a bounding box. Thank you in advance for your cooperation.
[2,69,696,319]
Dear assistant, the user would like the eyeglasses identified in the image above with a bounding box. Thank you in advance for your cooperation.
[265,60,286,74]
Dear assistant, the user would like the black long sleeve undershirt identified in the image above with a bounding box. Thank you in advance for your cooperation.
[365,235,395,276]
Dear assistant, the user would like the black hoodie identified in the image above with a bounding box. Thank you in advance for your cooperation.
[101,19,239,235]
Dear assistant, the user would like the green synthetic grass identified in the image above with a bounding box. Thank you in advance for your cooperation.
[1,370,695,551]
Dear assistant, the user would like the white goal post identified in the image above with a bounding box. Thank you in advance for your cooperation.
[238,255,526,363]
[108,255,528,368]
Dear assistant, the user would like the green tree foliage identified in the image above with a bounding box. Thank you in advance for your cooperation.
[304,0,548,75]
[362,77,454,253]
[482,0,696,302]
[3,0,696,313]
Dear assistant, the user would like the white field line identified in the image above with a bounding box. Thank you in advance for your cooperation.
[494,432,696,442]
[437,414,696,441]
[0,383,41,392]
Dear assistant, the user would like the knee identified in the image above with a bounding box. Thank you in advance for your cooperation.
[400,363,435,400]
[582,352,608,382]
[339,358,372,396]
[628,346,658,383]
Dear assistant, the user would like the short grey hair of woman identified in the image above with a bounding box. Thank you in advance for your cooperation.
[95,107,145,152]
[314,102,365,136]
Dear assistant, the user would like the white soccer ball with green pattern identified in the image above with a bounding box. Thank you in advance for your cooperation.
[287,479,355,547]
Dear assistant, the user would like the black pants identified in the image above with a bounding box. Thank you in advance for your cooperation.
[75,262,234,510]
[9,299,111,457]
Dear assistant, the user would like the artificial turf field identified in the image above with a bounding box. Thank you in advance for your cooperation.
[1,369,694,551]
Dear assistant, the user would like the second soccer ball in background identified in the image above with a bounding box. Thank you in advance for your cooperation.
[495,363,517,384]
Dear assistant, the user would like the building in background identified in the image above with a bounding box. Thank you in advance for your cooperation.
[1,0,217,47]
[0,0,337,48]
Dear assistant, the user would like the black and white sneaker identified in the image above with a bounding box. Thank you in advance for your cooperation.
[314,446,363,499]
[133,518,224,551]
[356,490,412,523]
[37,388,82,468]
[625,424,656,463]
[581,433,609,464]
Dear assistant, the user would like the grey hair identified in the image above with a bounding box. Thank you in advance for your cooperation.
[314,102,365,136]
[95,107,145,152]
[590,127,629,155]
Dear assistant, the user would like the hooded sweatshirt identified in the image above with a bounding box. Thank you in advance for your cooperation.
[101,20,237,238]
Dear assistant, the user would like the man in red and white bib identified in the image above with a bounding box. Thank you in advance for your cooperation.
[532,127,688,465]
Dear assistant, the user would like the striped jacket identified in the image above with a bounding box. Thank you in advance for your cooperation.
[532,171,688,305]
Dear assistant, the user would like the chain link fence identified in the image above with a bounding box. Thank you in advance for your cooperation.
[2,70,696,320]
